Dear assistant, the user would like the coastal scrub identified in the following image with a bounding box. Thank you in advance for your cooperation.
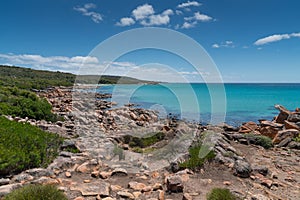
[0,116,62,175]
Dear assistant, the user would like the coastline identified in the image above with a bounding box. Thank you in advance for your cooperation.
[0,86,299,199]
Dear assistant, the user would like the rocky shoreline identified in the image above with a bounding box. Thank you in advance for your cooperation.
[0,86,299,200]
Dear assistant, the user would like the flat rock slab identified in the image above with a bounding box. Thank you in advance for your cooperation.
[70,181,110,197]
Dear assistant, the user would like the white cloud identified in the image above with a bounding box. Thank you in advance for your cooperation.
[185,12,212,22]
[0,53,101,74]
[162,9,174,16]
[116,17,135,26]
[74,3,102,23]
[118,5,173,27]
[212,41,235,48]
[175,10,183,15]
[140,9,173,26]
[254,32,300,45]
[132,4,154,20]
[212,44,220,48]
[177,1,201,8]
[0,53,209,82]
[181,21,197,29]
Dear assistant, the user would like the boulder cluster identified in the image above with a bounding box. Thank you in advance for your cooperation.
[235,105,300,148]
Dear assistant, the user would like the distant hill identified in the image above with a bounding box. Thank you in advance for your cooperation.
[0,65,156,90]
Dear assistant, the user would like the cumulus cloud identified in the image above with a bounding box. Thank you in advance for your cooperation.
[117,4,173,27]
[184,12,212,22]
[140,9,174,26]
[212,44,220,48]
[181,21,197,29]
[116,17,135,26]
[212,41,235,48]
[254,32,300,45]
[132,4,155,20]
[177,1,201,8]
[180,12,213,29]
[74,3,103,23]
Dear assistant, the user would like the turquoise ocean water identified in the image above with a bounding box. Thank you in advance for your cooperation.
[97,83,300,125]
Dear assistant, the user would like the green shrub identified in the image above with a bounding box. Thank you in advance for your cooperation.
[126,132,165,148]
[207,188,236,200]
[0,117,63,176]
[245,134,273,149]
[0,86,59,121]
[4,184,68,200]
[179,144,216,170]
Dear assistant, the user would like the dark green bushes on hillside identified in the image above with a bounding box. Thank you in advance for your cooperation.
[0,86,58,121]
[4,184,68,200]
[0,117,62,176]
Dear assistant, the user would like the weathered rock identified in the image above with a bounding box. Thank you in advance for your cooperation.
[183,193,193,200]
[111,168,127,176]
[102,197,116,200]
[277,137,292,147]
[259,120,284,129]
[259,126,278,139]
[70,182,110,197]
[128,181,146,191]
[158,190,165,200]
[287,141,300,149]
[31,177,59,185]
[12,173,34,183]
[272,129,299,144]
[287,113,300,122]
[65,171,72,178]
[253,166,269,176]
[25,168,54,177]
[284,120,300,130]
[0,178,10,186]
[152,183,163,191]
[239,121,258,133]
[0,183,22,197]
[117,191,135,199]
[274,105,291,123]
[251,194,270,200]
[166,175,184,193]
[233,160,252,178]
[99,171,112,179]
[222,123,239,132]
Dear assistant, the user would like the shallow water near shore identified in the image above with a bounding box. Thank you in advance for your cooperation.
[97,83,300,125]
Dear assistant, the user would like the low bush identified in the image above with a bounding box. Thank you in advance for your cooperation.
[126,132,165,148]
[0,86,59,121]
[0,117,62,176]
[206,188,236,200]
[179,144,216,170]
[4,184,67,200]
[245,134,273,149]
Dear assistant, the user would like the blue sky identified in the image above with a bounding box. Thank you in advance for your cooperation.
[0,0,300,82]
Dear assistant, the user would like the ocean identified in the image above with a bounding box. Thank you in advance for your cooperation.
[97,83,300,125]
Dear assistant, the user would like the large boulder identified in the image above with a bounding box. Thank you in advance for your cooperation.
[166,175,184,193]
[287,113,300,122]
[239,121,258,133]
[272,129,299,144]
[284,120,300,130]
[259,126,278,139]
[233,160,252,178]
[274,105,291,123]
